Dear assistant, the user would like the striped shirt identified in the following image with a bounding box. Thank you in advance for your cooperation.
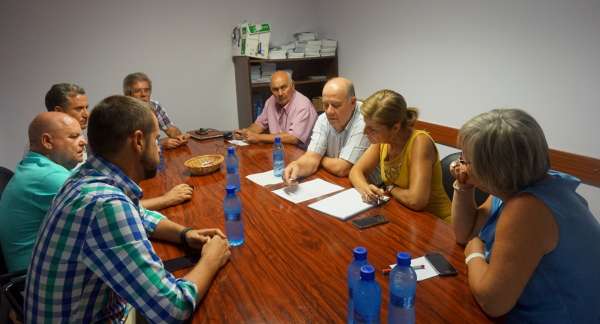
[149,99,174,132]
[25,155,198,323]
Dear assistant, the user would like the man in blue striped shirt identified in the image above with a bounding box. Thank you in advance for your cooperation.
[25,95,231,323]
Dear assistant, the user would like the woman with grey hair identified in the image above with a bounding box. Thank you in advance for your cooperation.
[451,109,600,322]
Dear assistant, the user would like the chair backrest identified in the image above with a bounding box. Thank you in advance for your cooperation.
[0,166,14,200]
[3,274,25,323]
[440,152,489,206]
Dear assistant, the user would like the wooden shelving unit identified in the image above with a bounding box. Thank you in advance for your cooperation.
[233,56,338,128]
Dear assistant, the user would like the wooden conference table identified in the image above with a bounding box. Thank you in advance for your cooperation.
[141,138,492,323]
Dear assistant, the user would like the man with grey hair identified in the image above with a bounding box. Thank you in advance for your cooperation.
[45,83,89,130]
[234,70,318,148]
[0,111,86,272]
[44,81,193,211]
[283,77,371,182]
[123,72,190,149]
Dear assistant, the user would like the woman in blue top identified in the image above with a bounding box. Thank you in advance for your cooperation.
[450,109,600,323]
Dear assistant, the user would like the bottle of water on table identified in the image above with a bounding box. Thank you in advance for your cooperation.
[223,185,244,246]
[388,252,416,324]
[273,136,284,177]
[226,146,241,191]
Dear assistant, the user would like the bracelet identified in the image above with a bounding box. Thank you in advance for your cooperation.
[453,180,474,192]
[179,227,193,248]
[465,252,485,265]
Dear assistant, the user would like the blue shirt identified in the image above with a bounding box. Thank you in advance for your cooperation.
[480,171,600,323]
[0,152,70,272]
[25,155,197,323]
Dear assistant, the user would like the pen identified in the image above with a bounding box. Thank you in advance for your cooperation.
[382,265,425,275]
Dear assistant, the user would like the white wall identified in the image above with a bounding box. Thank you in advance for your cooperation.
[316,0,600,218]
[0,0,318,169]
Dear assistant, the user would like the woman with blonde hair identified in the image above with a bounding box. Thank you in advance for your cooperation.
[452,109,600,322]
[349,89,451,221]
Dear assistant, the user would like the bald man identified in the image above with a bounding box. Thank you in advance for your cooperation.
[0,112,86,272]
[234,70,318,148]
[284,77,371,182]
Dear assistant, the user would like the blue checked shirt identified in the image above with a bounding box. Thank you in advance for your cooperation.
[149,99,174,132]
[25,155,198,323]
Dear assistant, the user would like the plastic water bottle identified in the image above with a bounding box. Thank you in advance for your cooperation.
[223,185,244,246]
[388,252,417,324]
[225,146,241,191]
[348,247,368,324]
[353,265,381,324]
[273,136,284,177]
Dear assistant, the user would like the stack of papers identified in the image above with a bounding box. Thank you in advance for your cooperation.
[308,188,388,220]
[246,170,284,186]
[320,39,337,57]
[268,47,286,59]
[288,52,305,59]
[272,179,343,204]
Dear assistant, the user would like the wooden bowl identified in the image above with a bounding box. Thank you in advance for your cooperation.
[184,154,224,176]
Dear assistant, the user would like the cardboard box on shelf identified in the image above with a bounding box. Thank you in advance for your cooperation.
[231,22,271,59]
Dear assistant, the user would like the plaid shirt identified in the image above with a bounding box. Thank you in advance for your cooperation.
[149,99,174,132]
[25,155,198,323]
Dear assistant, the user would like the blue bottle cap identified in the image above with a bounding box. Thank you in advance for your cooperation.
[225,185,237,194]
[227,146,235,154]
[360,265,375,281]
[353,246,367,260]
[396,252,411,267]
[274,136,281,144]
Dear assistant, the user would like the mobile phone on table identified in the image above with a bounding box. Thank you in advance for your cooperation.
[163,254,200,272]
[351,215,388,229]
[425,252,457,276]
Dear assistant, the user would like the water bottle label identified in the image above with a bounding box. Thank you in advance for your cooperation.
[227,166,236,173]
[390,294,414,308]
[225,211,241,221]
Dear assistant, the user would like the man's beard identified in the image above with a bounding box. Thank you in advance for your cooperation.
[141,151,158,180]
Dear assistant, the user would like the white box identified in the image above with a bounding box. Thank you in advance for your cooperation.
[231,23,271,59]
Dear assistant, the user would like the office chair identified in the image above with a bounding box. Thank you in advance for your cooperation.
[440,152,489,206]
[1,241,27,324]
[0,166,14,200]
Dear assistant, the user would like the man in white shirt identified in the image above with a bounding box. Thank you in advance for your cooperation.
[283,77,370,182]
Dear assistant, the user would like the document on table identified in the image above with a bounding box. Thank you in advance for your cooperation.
[271,178,344,204]
[246,170,283,186]
[308,188,389,220]
[228,139,249,146]
[390,256,439,281]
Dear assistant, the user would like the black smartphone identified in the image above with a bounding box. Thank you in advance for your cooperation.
[425,252,457,276]
[351,215,388,229]
[163,254,200,272]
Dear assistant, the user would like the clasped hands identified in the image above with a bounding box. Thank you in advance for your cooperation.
[162,133,191,149]
[233,128,260,143]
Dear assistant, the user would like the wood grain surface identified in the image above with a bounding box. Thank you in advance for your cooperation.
[142,139,493,323]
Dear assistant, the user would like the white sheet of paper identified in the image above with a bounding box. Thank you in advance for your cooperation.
[228,139,249,146]
[308,188,389,220]
[272,178,344,204]
[245,170,283,186]
[390,256,439,281]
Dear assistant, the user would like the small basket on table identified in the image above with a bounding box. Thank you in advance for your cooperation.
[184,154,224,176]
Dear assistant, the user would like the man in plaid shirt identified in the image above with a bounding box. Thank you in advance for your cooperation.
[123,72,190,150]
[25,95,231,323]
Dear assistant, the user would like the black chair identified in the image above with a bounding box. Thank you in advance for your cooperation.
[1,240,27,324]
[3,275,25,323]
[0,166,14,200]
[440,152,489,206]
